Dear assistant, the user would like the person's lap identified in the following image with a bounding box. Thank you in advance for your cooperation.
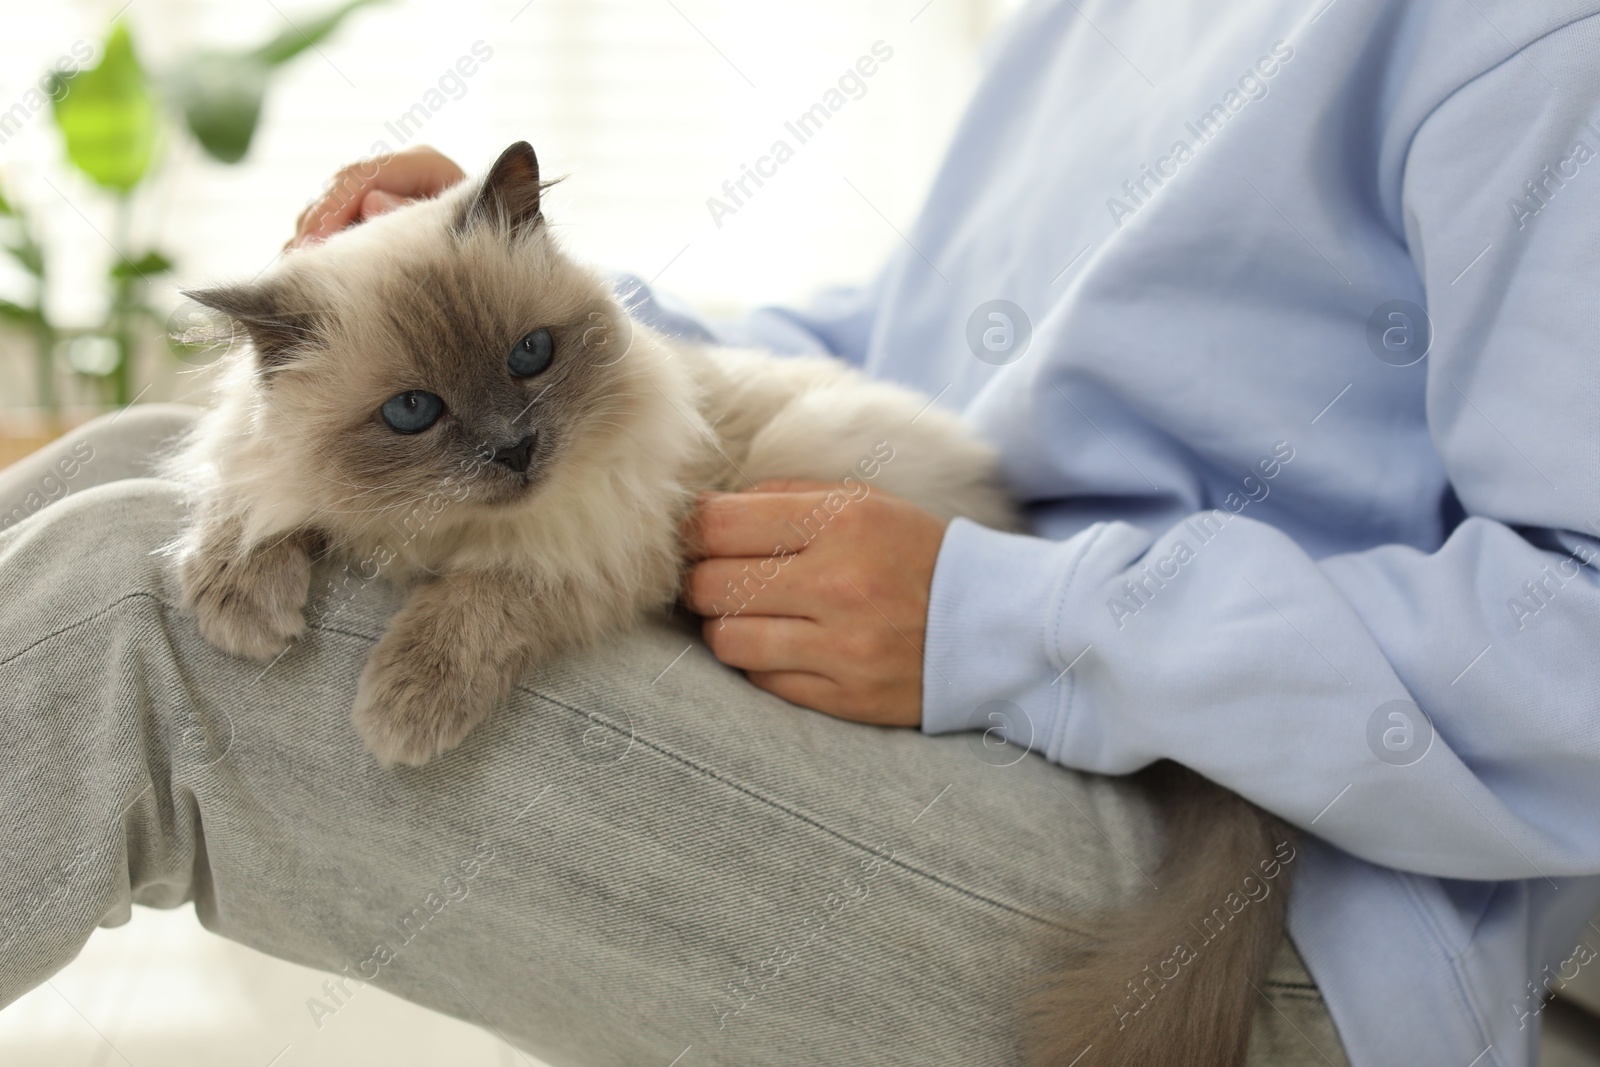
[0,406,1348,1065]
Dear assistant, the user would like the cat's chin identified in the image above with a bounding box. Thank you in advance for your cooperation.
[475,468,548,509]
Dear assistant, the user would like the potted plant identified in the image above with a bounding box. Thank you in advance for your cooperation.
[0,0,381,459]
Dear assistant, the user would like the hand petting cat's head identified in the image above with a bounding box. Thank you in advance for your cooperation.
[185,142,638,529]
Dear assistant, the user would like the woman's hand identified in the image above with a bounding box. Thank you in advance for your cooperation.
[287,144,466,249]
[681,480,949,728]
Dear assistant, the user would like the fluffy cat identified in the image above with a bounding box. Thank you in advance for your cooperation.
[171,141,1291,1065]
[170,141,1015,764]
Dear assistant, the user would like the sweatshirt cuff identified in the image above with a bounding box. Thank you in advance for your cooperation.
[920,518,1108,757]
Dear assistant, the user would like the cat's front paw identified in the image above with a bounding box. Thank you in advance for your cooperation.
[351,629,498,767]
[181,534,311,662]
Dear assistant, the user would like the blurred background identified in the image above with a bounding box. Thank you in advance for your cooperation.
[0,0,1021,462]
[0,1,1020,1064]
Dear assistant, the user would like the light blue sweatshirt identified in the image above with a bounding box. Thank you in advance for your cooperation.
[625,1,1600,1063]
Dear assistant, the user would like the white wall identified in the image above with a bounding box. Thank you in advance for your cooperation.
[0,0,1023,417]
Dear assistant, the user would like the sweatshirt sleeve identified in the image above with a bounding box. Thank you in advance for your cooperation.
[613,272,880,365]
[921,19,1600,882]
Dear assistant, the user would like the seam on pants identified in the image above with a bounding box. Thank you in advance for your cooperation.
[314,622,1093,934]
[0,590,159,671]
[513,682,1094,936]
[9,594,1095,939]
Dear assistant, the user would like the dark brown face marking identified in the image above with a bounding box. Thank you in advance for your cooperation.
[342,251,626,509]
[184,278,326,369]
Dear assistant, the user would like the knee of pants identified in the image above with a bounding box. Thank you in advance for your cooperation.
[0,478,191,656]
[0,405,201,521]
[88,403,204,479]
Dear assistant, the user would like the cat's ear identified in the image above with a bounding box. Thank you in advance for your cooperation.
[183,281,323,369]
[458,141,544,238]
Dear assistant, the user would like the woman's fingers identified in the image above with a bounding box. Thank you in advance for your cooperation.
[744,669,842,712]
[701,615,830,673]
[289,145,466,249]
[360,189,408,219]
[683,555,814,617]
[684,488,863,560]
[291,164,373,246]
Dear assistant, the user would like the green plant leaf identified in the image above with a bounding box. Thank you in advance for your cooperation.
[168,53,269,164]
[50,23,158,192]
[109,249,174,279]
[0,297,42,325]
[254,0,384,67]
[0,187,12,216]
[169,0,380,164]
[2,239,44,277]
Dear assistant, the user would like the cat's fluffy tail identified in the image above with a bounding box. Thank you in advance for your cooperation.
[1022,763,1296,1066]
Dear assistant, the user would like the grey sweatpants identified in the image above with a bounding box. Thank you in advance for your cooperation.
[0,405,1351,1066]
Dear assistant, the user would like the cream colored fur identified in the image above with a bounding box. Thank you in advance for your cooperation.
[167,143,1015,767]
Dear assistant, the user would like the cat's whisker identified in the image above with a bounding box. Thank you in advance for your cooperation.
[310,505,417,518]
[514,382,555,423]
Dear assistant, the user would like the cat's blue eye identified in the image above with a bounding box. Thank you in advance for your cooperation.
[508,328,553,378]
[380,390,444,434]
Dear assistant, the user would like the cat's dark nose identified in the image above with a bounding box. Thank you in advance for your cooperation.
[489,432,538,474]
